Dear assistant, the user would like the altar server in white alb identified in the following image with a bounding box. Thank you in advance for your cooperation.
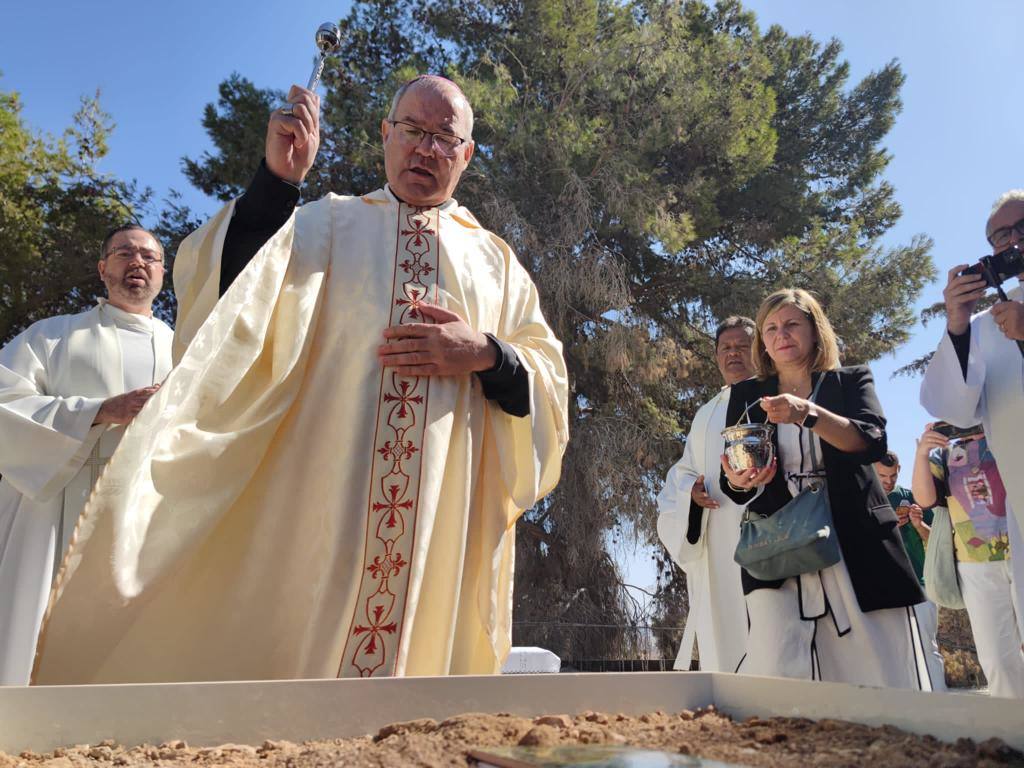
[921,190,1024,537]
[656,316,754,673]
[33,75,568,684]
[0,225,172,685]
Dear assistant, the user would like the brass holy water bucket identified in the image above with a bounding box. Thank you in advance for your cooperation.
[721,422,775,473]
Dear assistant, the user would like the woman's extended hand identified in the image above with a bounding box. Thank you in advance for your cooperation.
[760,394,812,425]
[721,454,777,491]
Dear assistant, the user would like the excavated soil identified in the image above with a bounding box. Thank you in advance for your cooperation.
[4,707,1023,768]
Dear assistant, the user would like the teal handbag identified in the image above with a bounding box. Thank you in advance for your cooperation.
[923,505,965,609]
[733,378,842,581]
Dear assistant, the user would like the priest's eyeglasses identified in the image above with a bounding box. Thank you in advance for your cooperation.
[387,120,468,158]
[988,217,1024,250]
[105,247,164,266]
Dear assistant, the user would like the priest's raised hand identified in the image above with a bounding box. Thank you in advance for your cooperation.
[267,85,320,185]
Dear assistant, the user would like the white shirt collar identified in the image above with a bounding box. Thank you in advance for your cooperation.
[382,184,457,212]
[98,298,154,333]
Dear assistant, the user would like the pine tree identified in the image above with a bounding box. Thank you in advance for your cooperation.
[172,0,935,660]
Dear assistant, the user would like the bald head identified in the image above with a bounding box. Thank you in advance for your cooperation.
[388,75,474,138]
[381,75,476,207]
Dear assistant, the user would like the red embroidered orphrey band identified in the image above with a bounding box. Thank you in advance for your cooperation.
[339,203,438,677]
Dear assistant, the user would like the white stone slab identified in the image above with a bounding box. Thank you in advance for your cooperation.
[501,647,562,674]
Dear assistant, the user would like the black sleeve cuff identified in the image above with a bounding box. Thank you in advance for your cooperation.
[845,418,888,464]
[220,160,301,295]
[476,334,530,417]
[948,327,971,382]
[686,500,705,545]
[720,467,757,504]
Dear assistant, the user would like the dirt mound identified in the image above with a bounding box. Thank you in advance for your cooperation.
[5,707,1021,767]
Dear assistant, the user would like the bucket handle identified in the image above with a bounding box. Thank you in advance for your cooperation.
[728,399,763,429]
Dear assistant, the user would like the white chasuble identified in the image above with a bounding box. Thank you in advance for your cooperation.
[32,188,568,684]
[0,304,172,684]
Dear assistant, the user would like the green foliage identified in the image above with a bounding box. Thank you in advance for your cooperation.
[177,0,934,659]
[0,86,152,343]
[182,75,285,201]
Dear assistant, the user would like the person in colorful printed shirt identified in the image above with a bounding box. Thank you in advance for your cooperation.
[911,423,1024,698]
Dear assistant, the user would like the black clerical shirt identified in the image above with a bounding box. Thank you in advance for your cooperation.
[221,161,530,417]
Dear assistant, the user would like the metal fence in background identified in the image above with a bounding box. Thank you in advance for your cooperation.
[514,612,985,686]
[512,621,685,673]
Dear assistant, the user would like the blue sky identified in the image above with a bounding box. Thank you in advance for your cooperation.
[3,1,1023,595]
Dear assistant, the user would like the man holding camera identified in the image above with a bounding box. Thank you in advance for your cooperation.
[921,190,1024,536]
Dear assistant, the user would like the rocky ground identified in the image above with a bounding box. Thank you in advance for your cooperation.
[4,706,1022,768]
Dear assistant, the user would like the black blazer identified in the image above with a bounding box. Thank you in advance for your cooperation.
[721,365,924,612]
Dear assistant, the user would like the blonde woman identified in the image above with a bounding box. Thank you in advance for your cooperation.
[720,289,930,689]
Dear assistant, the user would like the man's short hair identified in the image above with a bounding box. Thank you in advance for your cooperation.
[387,74,475,138]
[987,189,1024,239]
[877,451,900,468]
[100,223,164,260]
[989,189,1024,217]
[714,315,755,347]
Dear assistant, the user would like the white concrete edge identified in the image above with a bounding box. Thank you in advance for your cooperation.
[711,673,1024,750]
[2,672,1021,754]
[0,672,713,753]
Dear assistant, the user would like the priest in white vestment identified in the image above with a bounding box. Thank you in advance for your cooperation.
[656,317,753,673]
[0,225,172,684]
[921,190,1024,634]
[33,76,568,684]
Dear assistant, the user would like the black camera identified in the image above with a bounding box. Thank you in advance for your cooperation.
[960,244,1024,288]
[932,421,984,441]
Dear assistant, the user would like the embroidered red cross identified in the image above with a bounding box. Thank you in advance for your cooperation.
[395,287,427,318]
[352,604,399,656]
[372,483,415,528]
[401,219,436,248]
[383,380,425,418]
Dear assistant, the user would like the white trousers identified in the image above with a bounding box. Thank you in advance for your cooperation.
[739,559,928,690]
[1009,512,1024,640]
[958,560,1024,698]
[914,600,947,692]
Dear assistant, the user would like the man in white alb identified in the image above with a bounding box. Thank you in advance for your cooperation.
[0,224,172,684]
[656,316,754,673]
[921,190,1024,638]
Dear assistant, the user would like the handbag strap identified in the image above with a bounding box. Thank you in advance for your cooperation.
[740,373,829,523]
[805,373,826,471]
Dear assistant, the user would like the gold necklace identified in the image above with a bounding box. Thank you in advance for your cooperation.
[779,379,810,396]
